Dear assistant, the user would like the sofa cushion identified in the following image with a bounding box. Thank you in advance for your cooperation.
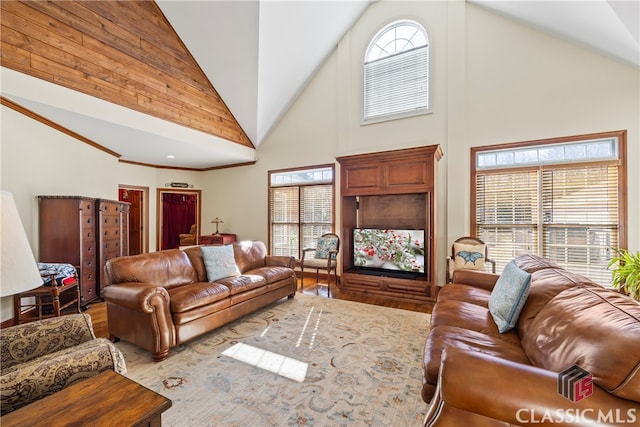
[201,245,240,282]
[247,266,295,284]
[423,325,531,388]
[521,286,640,402]
[216,274,267,296]
[514,254,561,273]
[167,282,231,313]
[453,242,486,270]
[431,300,521,346]
[233,241,267,273]
[437,283,492,307]
[106,249,197,289]
[183,246,208,282]
[515,268,596,338]
[488,260,531,333]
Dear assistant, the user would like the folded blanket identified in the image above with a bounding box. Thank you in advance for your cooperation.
[37,263,77,286]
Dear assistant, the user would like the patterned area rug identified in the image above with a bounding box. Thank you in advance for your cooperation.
[116,294,430,426]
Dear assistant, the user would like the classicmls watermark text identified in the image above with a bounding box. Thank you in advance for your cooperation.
[514,365,637,424]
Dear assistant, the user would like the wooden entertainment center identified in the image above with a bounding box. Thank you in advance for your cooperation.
[336,145,443,303]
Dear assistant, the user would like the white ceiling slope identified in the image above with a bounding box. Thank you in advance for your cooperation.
[2,0,639,170]
[156,0,372,146]
[470,0,640,68]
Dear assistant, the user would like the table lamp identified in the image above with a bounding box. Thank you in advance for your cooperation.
[0,191,43,297]
[211,217,223,235]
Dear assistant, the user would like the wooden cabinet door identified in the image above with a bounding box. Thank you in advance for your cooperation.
[341,162,383,196]
[385,156,433,193]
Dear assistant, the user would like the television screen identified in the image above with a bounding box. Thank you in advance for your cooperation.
[353,228,425,274]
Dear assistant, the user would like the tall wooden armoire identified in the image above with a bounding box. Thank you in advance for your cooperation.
[38,196,129,305]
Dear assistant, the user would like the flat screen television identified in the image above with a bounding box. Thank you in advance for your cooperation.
[353,228,425,278]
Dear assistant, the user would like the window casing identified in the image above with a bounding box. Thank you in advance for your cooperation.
[472,131,627,285]
[269,165,335,259]
[363,20,429,123]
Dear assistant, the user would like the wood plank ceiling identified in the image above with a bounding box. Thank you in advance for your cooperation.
[1,0,253,149]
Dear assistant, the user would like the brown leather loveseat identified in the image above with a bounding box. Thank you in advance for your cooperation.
[423,254,640,426]
[102,241,296,361]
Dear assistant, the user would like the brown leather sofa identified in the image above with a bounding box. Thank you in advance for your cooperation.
[102,241,296,361]
[423,254,640,426]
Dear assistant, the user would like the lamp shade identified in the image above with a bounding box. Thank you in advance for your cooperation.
[0,191,43,297]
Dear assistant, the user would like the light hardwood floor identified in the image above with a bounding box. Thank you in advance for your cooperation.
[86,279,433,339]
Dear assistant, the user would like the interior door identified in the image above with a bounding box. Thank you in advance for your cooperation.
[119,186,148,255]
[157,189,201,250]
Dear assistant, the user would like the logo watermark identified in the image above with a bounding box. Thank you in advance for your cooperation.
[513,365,637,424]
[558,364,593,402]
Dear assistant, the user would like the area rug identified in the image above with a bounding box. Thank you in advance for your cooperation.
[115,294,431,426]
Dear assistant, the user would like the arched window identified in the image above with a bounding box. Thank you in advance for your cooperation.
[363,20,430,122]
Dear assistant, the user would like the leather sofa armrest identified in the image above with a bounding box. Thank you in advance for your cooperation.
[437,348,640,425]
[266,255,297,269]
[102,283,170,313]
[450,269,500,291]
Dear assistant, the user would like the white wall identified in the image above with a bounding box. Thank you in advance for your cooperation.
[0,106,208,321]
[459,3,640,248]
[2,0,638,321]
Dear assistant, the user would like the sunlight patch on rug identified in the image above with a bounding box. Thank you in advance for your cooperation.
[222,342,308,382]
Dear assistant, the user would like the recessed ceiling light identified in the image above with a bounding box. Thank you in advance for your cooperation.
[167,155,175,159]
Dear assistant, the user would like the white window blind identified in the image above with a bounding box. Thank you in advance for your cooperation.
[301,185,333,252]
[364,47,429,120]
[270,187,299,258]
[541,164,618,284]
[476,170,539,270]
[363,20,429,122]
[269,166,334,259]
[473,133,624,286]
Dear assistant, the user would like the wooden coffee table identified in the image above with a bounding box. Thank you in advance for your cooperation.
[2,370,171,427]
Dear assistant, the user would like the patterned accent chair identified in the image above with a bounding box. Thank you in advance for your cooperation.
[0,313,126,414]
[446,236,496,282]
[300,233,340,295]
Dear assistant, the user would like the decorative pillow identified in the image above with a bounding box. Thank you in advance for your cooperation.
[201,245,240,282]
[453,242,486,270]
[314,236,338,260]
[488,260,532,333]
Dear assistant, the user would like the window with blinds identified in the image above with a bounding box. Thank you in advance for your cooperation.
[473,132,626,285]
[363,20,429,122]
[269,166,334,259]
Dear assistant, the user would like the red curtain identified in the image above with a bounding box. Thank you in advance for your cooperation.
[162,193,197,249]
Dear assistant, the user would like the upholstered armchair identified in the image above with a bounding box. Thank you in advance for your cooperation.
[300,233,340,294]
[178,223,197,246]
[446,236,496,282]
[0,313,126,414]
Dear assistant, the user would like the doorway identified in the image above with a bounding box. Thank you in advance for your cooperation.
[157,189,201,250]
[119,185,148,255]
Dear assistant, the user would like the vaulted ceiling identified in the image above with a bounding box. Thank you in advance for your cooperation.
[1,1,638,170]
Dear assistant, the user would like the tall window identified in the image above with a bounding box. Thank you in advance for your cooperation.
[363,20,429,122]
[472,131,627,285]
[269,165,335,259]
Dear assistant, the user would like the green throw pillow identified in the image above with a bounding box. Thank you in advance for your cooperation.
[488,260,531,333]
[314,236,338,260]
[201,245,240,282]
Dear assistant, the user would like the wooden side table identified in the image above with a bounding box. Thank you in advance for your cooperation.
[13,279,81,325]
[1,370,172,427]
[199,233,237,245]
